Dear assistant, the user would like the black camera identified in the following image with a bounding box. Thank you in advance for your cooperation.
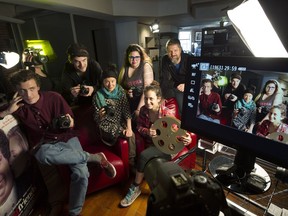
[144,158,227,216]
[228,94,235,100]
[260,106,270,114]
[102,105,115,117]
[23,47,48,66]
[211,103,218,111]
[130,86,142,97]
[80,85,89,95]
[52,115,71,129]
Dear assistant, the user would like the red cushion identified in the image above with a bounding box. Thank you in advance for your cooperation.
[66,104,130,194]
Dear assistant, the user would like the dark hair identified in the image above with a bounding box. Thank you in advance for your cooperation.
[262,79,279,94]
[66,43,89,62]
[102,64,118,81]
[123,44,151,67]
[9,69,41,88]
[143,80,162,98]
[166,38,182,50]
[230,73,242,81]
[0,129,11,160]
[201,78,213,86]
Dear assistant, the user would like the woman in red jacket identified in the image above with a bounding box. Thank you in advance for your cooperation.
[120,80,192,207]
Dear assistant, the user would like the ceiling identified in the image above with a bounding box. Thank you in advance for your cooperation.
[0,0,242,29]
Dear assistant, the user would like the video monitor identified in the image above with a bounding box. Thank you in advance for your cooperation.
[181,56,288,193]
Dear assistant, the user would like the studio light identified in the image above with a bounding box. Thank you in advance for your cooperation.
[0,51,20,69]
[150,20,159,33]
[227,0,288,57]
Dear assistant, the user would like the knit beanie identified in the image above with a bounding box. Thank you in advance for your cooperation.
[66,43,89,60]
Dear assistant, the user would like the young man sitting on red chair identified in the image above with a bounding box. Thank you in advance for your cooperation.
[120,80,196,207]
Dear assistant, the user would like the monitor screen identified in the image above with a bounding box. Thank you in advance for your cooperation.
[181,56,288,171]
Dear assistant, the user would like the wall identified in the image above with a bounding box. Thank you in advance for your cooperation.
[115,21,138,69]
[10,12,118,90]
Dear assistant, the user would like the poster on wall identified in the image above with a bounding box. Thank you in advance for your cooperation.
[0,115,43,216]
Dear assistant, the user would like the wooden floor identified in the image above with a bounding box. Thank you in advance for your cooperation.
[81,180,150,216]
[32,150,288,216]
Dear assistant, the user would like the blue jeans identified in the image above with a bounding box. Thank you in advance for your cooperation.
[34,137,89,216]
[198,114,220,124]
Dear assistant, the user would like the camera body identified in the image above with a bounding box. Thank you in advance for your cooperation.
[130,86,142,97]
[52,115,71,129]
[79,85,89,95]
[23,47,48,66]
[144,158,227,216]
[228,94,236,101]
[102,105,115,117]
[211,103,218,111]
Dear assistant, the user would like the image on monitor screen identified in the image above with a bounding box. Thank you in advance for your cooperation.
[181,56,288,194]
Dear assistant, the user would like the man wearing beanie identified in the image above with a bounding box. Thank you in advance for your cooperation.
[222,72,246,125]
[61,43,103,106]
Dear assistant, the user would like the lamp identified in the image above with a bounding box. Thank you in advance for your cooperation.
[150,20,160,33]
[0,51,20,69]
[23,40,56,62]
[217,76,228,86]
[227,0,288,57]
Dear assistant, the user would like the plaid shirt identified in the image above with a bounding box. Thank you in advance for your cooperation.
[137,98,178,145]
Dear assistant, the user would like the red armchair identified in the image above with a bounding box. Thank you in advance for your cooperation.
[71,104,130,194]
[136,98,197,170]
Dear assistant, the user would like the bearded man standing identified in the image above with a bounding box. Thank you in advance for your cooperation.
[160,38,193,115]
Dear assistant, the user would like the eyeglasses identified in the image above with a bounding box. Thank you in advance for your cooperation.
[128,56,140,60]
[266,85,275,89]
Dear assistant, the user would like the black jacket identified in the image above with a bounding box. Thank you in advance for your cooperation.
[61,59,102,105]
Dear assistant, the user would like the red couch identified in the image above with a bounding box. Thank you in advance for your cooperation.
[135,98,197,170]
[71,104,130,194]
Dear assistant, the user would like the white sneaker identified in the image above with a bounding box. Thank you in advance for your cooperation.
[120,184,141,207]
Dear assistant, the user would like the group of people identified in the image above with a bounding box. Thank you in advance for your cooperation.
[198,71,288,140]
[0,38,193,216]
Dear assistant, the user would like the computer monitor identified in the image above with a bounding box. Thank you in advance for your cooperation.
[181,56,288,193]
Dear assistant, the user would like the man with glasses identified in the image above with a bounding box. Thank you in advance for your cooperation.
[61,43,103,106]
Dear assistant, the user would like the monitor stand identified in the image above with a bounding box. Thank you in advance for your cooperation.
[209,155,271,194]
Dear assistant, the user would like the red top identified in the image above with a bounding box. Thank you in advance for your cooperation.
[14,91,75,148]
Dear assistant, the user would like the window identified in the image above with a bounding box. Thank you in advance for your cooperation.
[179,31,192,53]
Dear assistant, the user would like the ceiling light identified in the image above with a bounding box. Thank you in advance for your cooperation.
[150,20,160,33]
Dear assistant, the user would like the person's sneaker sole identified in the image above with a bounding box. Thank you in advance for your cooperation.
[99,152,117,178]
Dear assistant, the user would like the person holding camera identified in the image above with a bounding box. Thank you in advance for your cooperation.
[222,73,246,125]
[198,79,222,124]
[93,65,136,167]
[231,88,257,133]
[120,81,193,207]
[118,44,154,126]
[22,48,57,92]
[0,69,116,216]
[61,43,103,106]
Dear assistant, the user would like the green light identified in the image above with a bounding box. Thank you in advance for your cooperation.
[24,40,56,61]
